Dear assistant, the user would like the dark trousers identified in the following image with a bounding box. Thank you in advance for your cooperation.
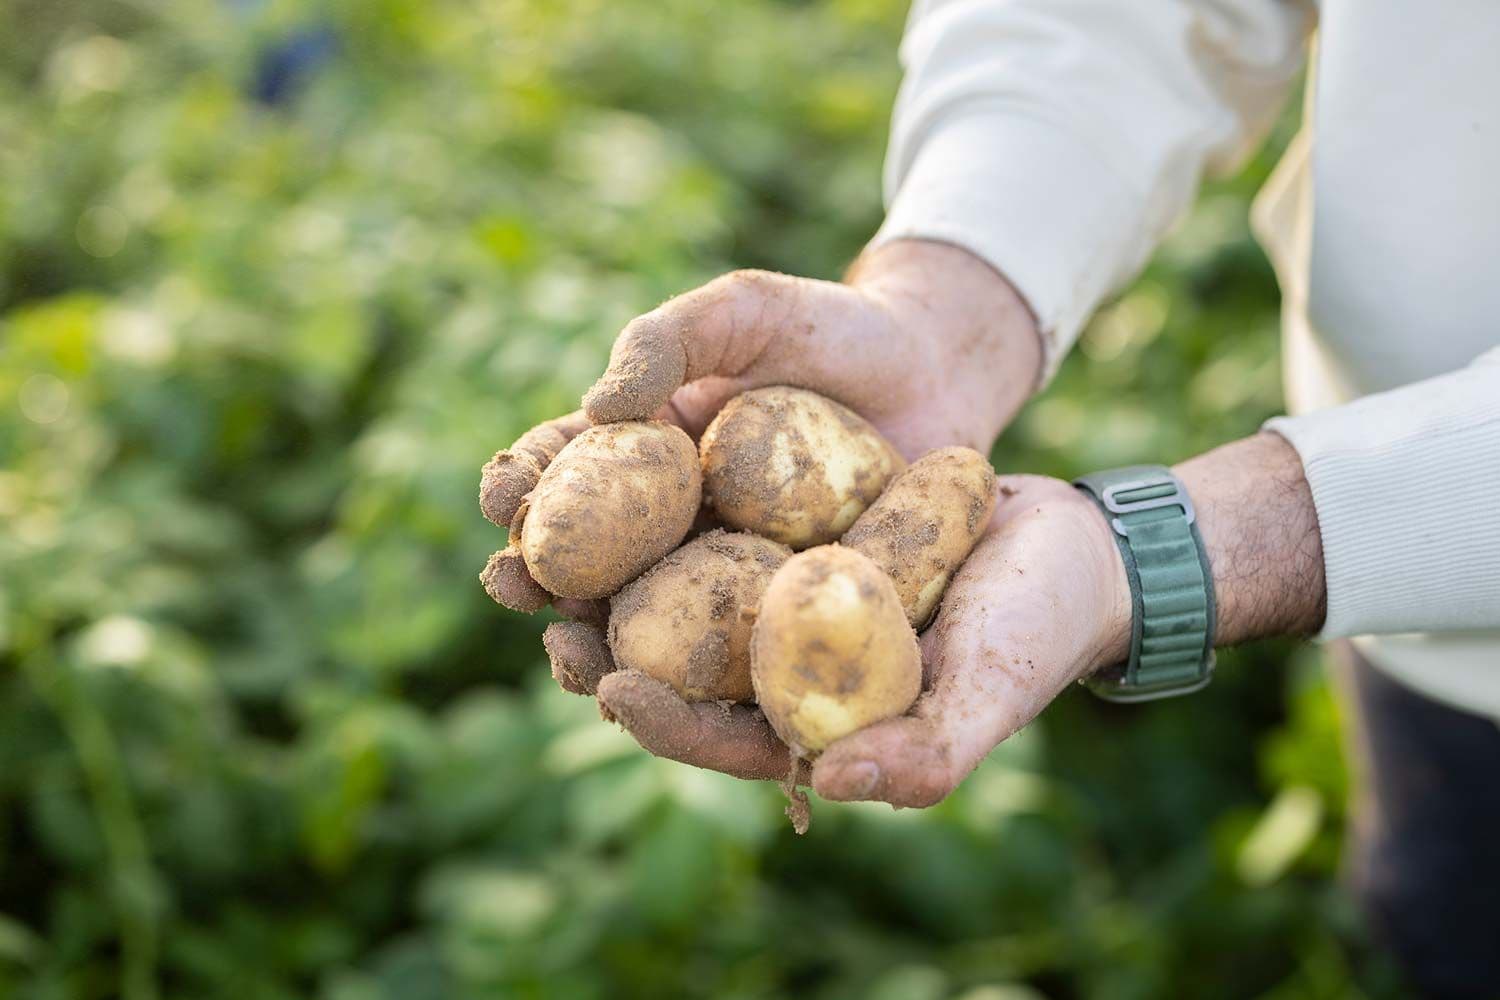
[1335,643,1500,999]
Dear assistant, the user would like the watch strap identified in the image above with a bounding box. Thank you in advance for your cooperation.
[1074,466,1216,701]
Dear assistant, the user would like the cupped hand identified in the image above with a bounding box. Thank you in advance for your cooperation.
[595,476,1132,807]
[480,239,1041,532]
[484,239,1082,809]
[581,239,1041,457]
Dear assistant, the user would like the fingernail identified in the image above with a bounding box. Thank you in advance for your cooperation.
[845,761,881,799]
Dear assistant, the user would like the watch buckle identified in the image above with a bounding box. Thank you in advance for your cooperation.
[1100,476,1196,537]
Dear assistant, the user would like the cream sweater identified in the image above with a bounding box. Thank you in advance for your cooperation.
[873,0,1500,716]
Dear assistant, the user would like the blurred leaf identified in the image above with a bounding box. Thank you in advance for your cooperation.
[628,808,718,927]
[0,913,44,966]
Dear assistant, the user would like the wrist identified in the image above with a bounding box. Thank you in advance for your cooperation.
[1070,433,1326,697]
[1173,432,1326,645]
[1073,466,1222,699]
[849,239,1043,448]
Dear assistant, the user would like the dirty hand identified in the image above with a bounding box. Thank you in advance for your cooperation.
[480,238,1042,534]
[488,238,1064,808]
[580,238,1042,455]
[596,475,1130,807]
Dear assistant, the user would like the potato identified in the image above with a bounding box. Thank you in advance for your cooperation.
[609,530,790,702]
[520,420,701,599]
[751,545,921,754]
[841,446,997,629]
[699,387,903,550]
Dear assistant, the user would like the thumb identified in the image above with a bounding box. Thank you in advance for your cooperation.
[583,268,889,427]
[583,269,803,424]
[809,658,1030,809]
[810,707,971,809]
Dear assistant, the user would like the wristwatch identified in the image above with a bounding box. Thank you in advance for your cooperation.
[1073,466,1216,702]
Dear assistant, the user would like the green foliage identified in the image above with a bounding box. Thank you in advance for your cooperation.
[1,1,1400,997]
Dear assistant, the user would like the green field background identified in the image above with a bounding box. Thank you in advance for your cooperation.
[1,2,1403,997]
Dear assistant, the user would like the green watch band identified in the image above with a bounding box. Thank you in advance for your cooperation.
[1073,466,1216,702]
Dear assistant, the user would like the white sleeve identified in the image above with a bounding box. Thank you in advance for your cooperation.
[872,0,1313,382]
[1265,348,1500,638]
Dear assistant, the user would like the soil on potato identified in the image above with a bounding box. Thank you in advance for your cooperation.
[704,389,896,546]
[704,395,782,516]
[524,421,699,598]
[682,629,732,693]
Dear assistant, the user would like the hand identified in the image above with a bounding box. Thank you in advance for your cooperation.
[486,239,1055,804]
[581,239,1043,456]
[555,431,1323,811]
[596,476,1132,807]
[481,239,1043,533]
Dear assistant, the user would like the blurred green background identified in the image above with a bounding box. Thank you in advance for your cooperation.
[0,1,1402,998]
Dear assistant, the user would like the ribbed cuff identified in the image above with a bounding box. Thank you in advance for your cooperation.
[873,110,1145,386]
[1265,350,1500,639]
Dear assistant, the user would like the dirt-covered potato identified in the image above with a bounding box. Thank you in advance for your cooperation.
[520,420,701,599]
[609,530,790,702]
[751,545,921,754]
[841,446,997,629]
[699,387,904,550]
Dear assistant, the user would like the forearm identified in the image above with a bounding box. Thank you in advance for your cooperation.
[1092,346,1500,667]
[877,0,1309,386]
